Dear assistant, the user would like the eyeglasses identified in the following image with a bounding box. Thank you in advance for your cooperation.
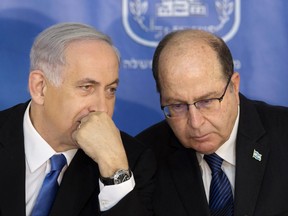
[161,76,232,119]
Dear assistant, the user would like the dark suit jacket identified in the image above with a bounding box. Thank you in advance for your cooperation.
[136,94,288,216]
[0,102,156,216]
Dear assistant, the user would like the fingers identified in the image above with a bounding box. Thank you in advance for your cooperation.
[72,111,128,176]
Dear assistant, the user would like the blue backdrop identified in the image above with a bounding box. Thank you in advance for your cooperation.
[1,0,288,136]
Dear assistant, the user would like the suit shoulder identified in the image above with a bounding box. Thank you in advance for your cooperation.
[253,100,288,126]
[0,102,28,123]
[120,131,150,155]
[120,130,155,169]
[241,94,288,125]
[135,120,173,145]
[240,96,288,138]
[121,131,146,148]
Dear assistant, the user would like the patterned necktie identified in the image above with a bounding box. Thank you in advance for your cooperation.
[204,153,234,216]
[31,154,67,216]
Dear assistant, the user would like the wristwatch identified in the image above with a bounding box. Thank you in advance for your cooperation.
[100,169,131,185]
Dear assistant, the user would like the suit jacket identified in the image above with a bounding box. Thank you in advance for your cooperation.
[0,102,156,216]
[136,94,288,216]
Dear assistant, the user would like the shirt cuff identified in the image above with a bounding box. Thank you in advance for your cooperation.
[98,173,135,211]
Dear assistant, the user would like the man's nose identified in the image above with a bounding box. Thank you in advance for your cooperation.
[88,93,108,113]
[187,105,205,128]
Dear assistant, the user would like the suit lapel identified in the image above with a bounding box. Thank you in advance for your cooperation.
[168,139,210,216]
[234,95,269,215]
[50,150,100,216]
[0,103,27,216]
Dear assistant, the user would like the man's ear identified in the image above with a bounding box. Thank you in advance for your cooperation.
[231,72,240,93]
[29,70,47,105]
[231,72,240,104]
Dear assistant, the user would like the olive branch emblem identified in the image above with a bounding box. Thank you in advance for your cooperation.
[129,0,149,31]
[208,0,234,32]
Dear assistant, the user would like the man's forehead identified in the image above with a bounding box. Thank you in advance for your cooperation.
[159,42,220,74]
[161,38,212,56]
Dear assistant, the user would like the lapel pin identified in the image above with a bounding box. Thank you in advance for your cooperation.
[252,149,262,161]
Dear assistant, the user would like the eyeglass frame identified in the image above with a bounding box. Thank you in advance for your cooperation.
[161,75,233,119]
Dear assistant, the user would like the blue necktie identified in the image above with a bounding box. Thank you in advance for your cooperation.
[204,153,234,216]
[31,154,67,216]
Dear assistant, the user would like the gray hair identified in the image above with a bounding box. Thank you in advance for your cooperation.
[30,22,120,86]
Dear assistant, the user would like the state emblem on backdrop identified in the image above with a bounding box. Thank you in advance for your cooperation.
[122,0,241,47]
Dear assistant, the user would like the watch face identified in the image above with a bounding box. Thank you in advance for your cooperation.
[114,170,131,184]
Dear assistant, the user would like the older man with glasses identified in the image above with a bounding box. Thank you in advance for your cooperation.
[136,29,288,216]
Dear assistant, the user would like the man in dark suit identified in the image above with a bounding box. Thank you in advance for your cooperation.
[136,29,288,216]
[0,23,155,216]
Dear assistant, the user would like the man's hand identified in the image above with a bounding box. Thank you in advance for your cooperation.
[72,112,129,177]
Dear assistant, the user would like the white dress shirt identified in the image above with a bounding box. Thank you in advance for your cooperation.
[23,103,135,215]
[196,107,240,202]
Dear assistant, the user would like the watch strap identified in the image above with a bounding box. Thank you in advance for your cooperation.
[100,169,131,185]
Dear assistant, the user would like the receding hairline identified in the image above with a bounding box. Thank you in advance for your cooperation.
[160,29,222,54]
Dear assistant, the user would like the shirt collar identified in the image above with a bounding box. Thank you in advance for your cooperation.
[24,102,77,173]
[197,106,240,166]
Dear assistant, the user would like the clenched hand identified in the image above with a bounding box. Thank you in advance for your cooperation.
[72,112,129,177]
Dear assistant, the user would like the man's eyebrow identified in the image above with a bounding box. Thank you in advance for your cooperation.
[195,90,219,101]
[76,78,100,85]
[75,78,119,86]
[164,90,219,104]
[107,79,119,86]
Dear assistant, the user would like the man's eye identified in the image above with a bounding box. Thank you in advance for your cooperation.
[171,104,186,112]
[80,85,92,91]
[196,99,214,108]
[107,87,117,96]
[81,86,90,90]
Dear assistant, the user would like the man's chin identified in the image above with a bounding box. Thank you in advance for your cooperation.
[195,144,219,155]
[183,140,219,154]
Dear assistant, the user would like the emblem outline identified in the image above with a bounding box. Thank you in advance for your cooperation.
[122,0,241,47]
